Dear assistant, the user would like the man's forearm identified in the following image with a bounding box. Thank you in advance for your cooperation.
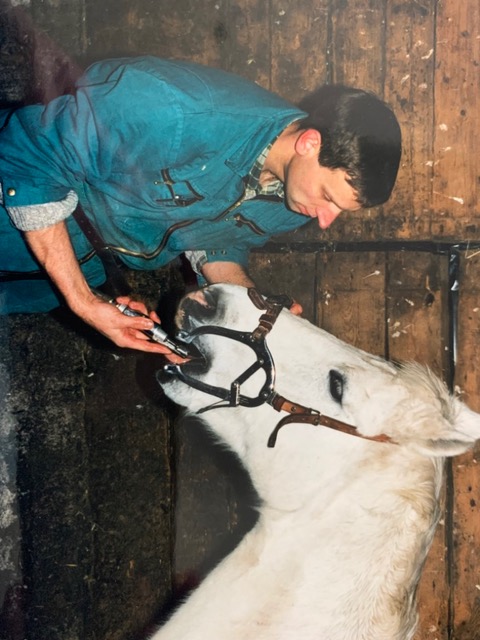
[201,260,303,316]
[201,261,255,287]
[24,220,96,313]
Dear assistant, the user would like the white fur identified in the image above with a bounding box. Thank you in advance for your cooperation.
[152,284,480,640]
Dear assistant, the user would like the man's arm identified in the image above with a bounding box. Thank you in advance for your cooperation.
[201,261,256,287]
[201,261,303,315]
[24,221,184,357]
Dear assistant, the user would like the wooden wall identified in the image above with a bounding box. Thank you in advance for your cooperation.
[0,0,479,638]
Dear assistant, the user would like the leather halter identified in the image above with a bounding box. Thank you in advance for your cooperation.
[165,288,395,448]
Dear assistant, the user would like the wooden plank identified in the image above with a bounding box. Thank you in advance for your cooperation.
[84,0,228,68]
[330,0,385,92]
[451,251,480,634]
[431,0,480,239]
[84,345,174,639]
[8,314,93,640]
[249,251,318,323]
[386,252,451,640]
[221,0,271,88]
[173,417,258,595]
[270,0,329,101]
[386,252,450,376]
[316,251,386,355]
[383,0,436,240]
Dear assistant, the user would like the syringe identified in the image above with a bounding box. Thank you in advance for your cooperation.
[113,302,190,357]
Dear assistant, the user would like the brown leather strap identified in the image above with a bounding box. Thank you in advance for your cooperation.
[267,393,395,448]
[72,204,131,296]
[252,308,283,341]
[248,288,288,341]
[247,287,267,310]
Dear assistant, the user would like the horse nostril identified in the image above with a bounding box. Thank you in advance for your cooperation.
[201,287,218,311]
[181,288,213,308]
[177,287,219,330]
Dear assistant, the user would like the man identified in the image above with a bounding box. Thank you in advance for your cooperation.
[0,56,401,358]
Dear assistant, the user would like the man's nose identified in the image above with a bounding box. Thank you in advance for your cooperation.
[317,207,342,230]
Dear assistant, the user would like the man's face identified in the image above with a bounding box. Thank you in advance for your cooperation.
[283,129,361,230]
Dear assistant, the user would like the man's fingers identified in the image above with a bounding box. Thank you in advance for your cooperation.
[290,301,303,316]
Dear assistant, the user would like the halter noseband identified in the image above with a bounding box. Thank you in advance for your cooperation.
[164,288,395,448]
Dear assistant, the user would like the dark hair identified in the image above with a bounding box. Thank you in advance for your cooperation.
[298,85,402,207]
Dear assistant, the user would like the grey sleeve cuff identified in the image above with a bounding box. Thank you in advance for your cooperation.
[4,189,79,231]
[185,250,208,276]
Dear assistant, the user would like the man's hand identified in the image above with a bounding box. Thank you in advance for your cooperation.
[80,294,188,362]
[24,222,187,360]
[289,301,303,316]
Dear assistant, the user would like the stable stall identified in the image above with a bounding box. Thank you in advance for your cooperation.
[0,1,479,638]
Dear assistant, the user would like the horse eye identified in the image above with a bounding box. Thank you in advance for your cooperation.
[329,370,344,403]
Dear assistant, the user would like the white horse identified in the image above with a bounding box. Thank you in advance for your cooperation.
[152,283,480,640]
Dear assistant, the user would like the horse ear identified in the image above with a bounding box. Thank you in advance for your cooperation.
[412,401,480,458]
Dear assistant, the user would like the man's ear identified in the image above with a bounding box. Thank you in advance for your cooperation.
[294,129,321,158]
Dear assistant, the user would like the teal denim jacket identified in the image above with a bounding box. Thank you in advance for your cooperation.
[0,56,307,312]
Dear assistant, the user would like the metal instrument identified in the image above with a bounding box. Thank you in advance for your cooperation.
[114,302,190,358]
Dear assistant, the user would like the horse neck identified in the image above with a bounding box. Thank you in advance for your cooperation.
[241,444,445,612]
[154,447,444,640]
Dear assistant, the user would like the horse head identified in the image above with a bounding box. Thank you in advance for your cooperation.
[161,284,480,462]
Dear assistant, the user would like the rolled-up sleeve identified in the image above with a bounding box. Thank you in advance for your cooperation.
[2,186,79,231]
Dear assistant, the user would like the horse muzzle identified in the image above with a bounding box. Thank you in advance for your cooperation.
[161,286,278,411]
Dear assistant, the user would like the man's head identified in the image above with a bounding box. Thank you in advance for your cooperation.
[297,84,402,209]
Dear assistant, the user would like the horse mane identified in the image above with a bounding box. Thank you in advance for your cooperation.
[395,361,454,422]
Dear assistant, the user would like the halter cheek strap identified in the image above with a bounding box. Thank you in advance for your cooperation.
[266,394,395,448]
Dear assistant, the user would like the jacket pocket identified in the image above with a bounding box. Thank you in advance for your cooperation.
[233,212,265,235]
[154,168,204,207]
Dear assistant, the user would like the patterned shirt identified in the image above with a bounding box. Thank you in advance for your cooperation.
[244,145,285,201]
